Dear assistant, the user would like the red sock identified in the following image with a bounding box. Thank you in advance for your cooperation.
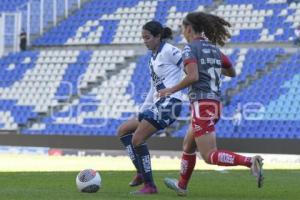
[178,152,196,190]
[209,150,252,167]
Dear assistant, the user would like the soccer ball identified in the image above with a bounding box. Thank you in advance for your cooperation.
[76,169,101,193]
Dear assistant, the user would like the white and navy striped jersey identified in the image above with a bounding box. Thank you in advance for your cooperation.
[141,42,183,111]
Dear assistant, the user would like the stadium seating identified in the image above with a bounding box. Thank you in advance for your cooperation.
[2,0,300,48]
[33,0,212,45]
[30,0,300,46]
[1,0,299,140]
[0,0,29,12]
[0,49,135,131]
[0,0,82,59]
[216,51,300,139]
[1,48,299,139]
[221,48,285,92]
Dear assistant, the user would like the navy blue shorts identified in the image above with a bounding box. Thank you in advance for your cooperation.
[138,97,182,130]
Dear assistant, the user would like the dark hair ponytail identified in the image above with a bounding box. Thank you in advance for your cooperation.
[143,21,173,40]
[161,27,173,40]
[183,12,231,46]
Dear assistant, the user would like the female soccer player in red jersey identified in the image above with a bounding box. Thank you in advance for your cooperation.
[158,12,264,196]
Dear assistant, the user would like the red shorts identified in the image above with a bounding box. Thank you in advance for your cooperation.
[191,99,221,137]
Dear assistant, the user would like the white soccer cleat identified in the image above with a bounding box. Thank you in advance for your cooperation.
[164,178,187,196]
[251,155,264,188]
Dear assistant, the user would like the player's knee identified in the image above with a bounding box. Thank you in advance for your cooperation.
[202,155,211,164]
[201,153,210,164]
[201,153,212,164]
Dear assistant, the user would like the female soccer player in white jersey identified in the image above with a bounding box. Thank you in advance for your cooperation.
[158,12,264,196]
[118,21,183,195]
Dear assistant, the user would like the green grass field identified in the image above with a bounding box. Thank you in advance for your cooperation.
[1,170,299,200]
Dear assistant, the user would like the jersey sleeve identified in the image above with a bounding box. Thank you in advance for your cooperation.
[140,80,154,112]
[182,44,197,66]
[221,53,233,69]
[167,46,183,67]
